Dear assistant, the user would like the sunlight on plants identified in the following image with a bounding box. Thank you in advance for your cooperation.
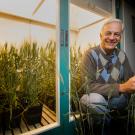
[0,40,56,129]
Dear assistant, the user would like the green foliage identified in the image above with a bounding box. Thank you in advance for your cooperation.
[39,41,56,97]
[70,45,82,99]
[19,41,44,106]
[0,40,56,115]
[0,43,22,120]
[39,41,56,110]
[18,40,56,110]
[70,45,94,135]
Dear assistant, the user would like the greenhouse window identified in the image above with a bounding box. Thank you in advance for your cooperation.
[0,0,58,134]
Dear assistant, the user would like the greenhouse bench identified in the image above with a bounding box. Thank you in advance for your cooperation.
[0,105,56,135]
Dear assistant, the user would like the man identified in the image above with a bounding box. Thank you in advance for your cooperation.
[80,18,135,134]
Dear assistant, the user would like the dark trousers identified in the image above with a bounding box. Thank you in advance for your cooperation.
[80,93,129,135]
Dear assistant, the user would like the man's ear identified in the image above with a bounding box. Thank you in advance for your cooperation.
[100,33,102,39]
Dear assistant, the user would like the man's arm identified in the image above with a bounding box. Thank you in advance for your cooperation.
[119,76,135,92]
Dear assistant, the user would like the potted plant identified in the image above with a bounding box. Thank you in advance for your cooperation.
[0,43,22,129]
[70,45,83,112]
[19,41,44,125]
[0,40,56,127]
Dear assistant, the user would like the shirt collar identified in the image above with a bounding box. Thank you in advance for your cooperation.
[99,45,116,56]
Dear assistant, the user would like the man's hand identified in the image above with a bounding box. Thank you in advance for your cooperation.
[119,76,135,92]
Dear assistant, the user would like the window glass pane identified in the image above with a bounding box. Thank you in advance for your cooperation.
[0,0,58,134]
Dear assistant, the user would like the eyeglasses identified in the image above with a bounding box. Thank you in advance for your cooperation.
[104,31,122,38]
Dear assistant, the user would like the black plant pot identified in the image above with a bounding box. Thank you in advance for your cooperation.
[2,108,22,130]
[24,103,43,125]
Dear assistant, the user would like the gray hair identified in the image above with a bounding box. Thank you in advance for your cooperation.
[101,18,124,34]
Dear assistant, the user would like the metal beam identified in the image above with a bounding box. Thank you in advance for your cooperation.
[0,11,55,29]
[79,18,106,31]
[32,0,46,16]
[0,11,78,33]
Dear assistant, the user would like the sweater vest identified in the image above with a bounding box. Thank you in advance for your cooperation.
[91,49,125,83]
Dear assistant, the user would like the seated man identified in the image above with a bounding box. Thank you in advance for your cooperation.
[80,18,135,135]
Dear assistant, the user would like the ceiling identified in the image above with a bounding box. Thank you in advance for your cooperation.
[70,4,104,30]
[0,0,104,30]
[0,0,57,25]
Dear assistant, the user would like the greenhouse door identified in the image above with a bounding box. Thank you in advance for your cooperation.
[41,0,114,135]
[40,0,75,134]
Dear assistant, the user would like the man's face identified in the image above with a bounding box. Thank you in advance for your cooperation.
[100,22,122,53]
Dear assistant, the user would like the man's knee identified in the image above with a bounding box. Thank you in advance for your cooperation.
[80,93,109,114]
[80,93,108,107]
